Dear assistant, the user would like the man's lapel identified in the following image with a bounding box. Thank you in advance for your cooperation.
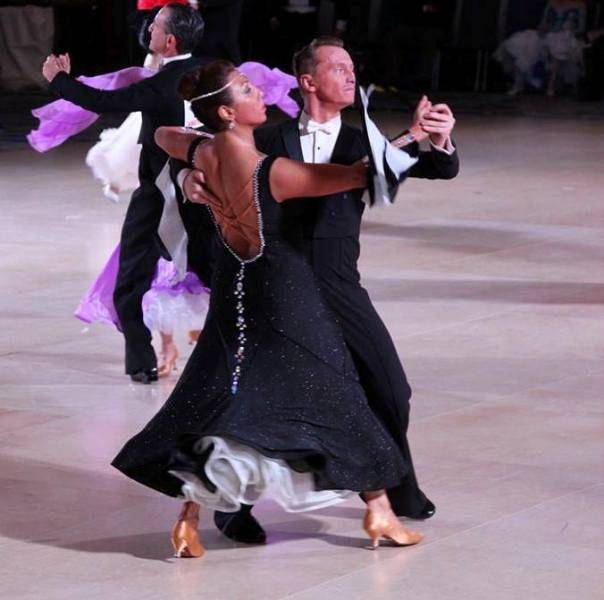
[280,119,304,161]
[330,124,359,165]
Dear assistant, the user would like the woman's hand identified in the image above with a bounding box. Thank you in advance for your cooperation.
[409,95,432,143]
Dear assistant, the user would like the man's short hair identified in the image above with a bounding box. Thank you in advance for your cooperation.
[292,36,345,80]
[164,3,205,54]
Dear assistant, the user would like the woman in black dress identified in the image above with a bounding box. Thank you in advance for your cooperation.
[112,60,423,557]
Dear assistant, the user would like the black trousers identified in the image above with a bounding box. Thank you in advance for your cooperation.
[310,237,428,517]
[113,183,163,374]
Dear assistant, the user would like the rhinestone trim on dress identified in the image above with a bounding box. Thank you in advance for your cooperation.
[206,157,266,395]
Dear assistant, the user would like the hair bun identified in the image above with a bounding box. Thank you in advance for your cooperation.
[178,68,203,101]
[178,60,237,132]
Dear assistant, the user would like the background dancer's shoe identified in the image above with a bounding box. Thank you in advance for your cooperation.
[130,367,158,384]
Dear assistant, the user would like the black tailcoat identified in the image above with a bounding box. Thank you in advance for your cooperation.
[253,118,460,515]
[50,56,204,374]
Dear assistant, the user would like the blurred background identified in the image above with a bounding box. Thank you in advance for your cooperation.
[1,0,603,142]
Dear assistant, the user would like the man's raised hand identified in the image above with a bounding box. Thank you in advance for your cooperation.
[42,53,70,82]
[420,103,456,148]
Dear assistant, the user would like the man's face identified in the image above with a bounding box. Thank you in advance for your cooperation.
[148,7,173,55]
[308,46,356,108]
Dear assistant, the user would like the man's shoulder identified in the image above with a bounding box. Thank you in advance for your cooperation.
[255,117,298,145]
[156,56,202,81]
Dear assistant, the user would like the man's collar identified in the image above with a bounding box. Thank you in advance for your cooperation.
[162,53,192,66]
[298,111,342,136]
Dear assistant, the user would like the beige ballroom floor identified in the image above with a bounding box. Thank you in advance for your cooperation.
[1,115,604,600]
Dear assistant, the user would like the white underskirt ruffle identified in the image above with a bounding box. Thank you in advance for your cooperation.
[142,289,209,334]
[170,436,352,513]
[85,112,142,201]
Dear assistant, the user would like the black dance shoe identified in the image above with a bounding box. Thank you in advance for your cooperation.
[130,368,158,384]
[408,499,436,520]
[214,505,266,544]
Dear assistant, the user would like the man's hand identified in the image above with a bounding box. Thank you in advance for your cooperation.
[183,169,216,205]
[42,53,71,83]
[421,103,455,148]
[57,53,71,74]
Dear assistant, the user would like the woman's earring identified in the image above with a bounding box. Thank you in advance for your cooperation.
[228,120,235,130]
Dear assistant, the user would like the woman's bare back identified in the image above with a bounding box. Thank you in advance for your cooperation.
[196,136,265,261]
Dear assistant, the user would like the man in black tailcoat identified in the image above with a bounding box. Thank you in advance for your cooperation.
[42,3,206,383]
[178,36,459,543]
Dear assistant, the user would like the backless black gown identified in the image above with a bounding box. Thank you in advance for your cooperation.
[112,155,409,512]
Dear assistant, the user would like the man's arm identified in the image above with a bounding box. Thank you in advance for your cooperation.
[407,142,459,180]
[43,53,163,114]
[48,72,163,114]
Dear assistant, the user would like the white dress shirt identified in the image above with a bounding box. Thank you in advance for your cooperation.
[298,111,342,165]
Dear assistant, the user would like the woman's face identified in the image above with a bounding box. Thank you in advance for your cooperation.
[226,72,267,127]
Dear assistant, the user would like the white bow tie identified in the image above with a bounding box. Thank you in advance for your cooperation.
[300,119,339,136]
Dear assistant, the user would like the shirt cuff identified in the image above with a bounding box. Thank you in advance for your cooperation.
[177,168,192,201]
[430,137,455,155]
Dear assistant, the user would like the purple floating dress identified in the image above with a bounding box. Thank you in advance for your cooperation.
[28,62,299,152]
[75,245,210,334]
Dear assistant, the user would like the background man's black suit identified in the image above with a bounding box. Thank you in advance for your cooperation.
[50,56,205,375]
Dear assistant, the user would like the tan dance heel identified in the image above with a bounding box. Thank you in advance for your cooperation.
[363,509,424,549]
[171,503,205,558]
[158,347,179,378]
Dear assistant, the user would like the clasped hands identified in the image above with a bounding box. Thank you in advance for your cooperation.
[42,53,71,82]
[409,95,456,149]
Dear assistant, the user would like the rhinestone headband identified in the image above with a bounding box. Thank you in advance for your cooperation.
[189,76,237,102]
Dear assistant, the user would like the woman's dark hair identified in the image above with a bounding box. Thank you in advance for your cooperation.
[179,60,237,131]
[164,3,205,55]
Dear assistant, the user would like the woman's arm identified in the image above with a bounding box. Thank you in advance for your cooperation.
[269,158,367,203]
[155,126,213,164]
